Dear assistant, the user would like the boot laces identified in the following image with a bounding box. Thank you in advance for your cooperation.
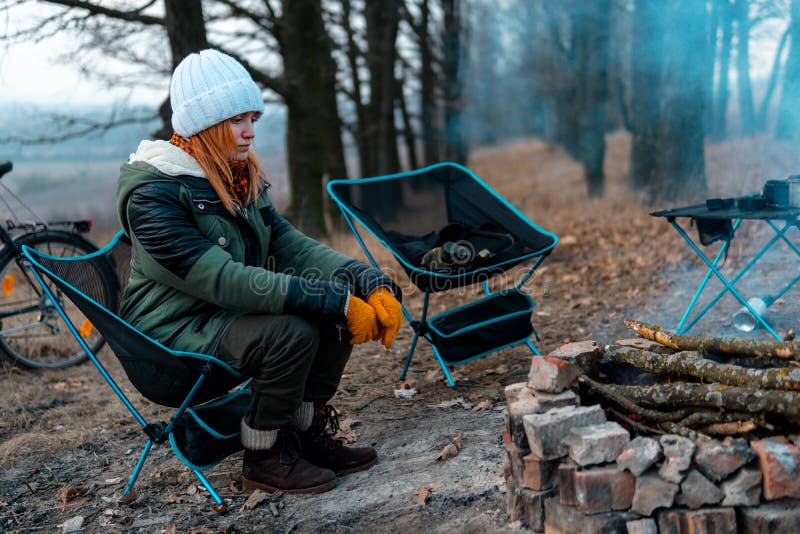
[312,405,342,451]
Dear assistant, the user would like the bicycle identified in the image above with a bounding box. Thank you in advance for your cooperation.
[0,160,118,369]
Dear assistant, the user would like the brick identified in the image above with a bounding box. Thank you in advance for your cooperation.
[626,518,657,534]
[528,356,580,393]
[617,436,662,476]
[544,498,629,534]
[505,440,528,486]
[737,499,800,533]
[505,383,578,449]
[751,439,800,500]
[695,436,755,482]
[520,487,558,532]
[631,473,679,516]
[506,469,525,522]
[546,340,604,375]
[721,468,761,506]
[674,469,723,509]
[523,404,606,460]
[522,454,559,491]
[572,465,635,514]
[657,507,737,534]
[564,421,630,466]
[659,434,696,484]
[557,462,578,506]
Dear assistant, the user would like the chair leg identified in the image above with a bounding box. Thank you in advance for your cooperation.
[123,439,153,499]
[431,346,456,388]
[193,469,225,506]
[526,339,540,356]
[400,332,421,380]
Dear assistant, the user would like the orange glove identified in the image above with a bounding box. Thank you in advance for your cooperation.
[367,287,403,349]
[346,295,380,345]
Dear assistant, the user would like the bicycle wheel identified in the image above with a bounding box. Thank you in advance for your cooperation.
[0,230,116,369]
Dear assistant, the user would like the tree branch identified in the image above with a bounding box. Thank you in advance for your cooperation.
[36,0,164,25]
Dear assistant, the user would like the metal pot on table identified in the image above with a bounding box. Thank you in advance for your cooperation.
[763,176,800,208]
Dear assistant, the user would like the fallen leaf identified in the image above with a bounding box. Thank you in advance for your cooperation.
[167,493,178,503]
[412,486,430,507]
[474,399,493,411]
[56,486,87,502]
[433,398,464,409]
[57,497,89,511]
[435,433,463,461]
[436,443,459,461]
[239,489,270,512]
[121,490,138,505]
[394,388,417,399]
[166,524,177,534]
[335,416,360,444]
[424,370,441,382]
[467,393,481,402]
[57,515,84,533]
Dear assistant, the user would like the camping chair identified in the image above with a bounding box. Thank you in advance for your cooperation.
[327,162,558,387]
[22,231,250,507]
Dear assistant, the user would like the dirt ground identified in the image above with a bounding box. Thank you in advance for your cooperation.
[3,132,800,533]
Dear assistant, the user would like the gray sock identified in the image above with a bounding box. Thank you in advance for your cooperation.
[240,419,279,450]
[290,402,315,431]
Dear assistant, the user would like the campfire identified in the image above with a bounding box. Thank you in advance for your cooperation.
[503,321,800,532]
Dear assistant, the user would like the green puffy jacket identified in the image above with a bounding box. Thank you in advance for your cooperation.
[116,141,385,355]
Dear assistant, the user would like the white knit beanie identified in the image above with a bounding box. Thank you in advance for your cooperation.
[170,49,265,137]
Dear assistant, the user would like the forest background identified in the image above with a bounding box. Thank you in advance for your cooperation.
[0,0,797,237]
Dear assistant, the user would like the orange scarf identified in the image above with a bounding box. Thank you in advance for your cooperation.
[170,132,250,203]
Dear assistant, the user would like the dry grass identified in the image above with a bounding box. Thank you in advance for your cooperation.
[0,430,86,468]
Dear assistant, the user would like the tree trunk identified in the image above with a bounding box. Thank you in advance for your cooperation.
[734,0,756,136]
[757,28,790,130]
[365,0,401,176]
[628,0,663,197]
[419,0,440,167]
[713,0,733,139]
[397,74,419,170]
[340,0,368,178]
[443,0,467,164]
[777,0,800,140]
[573,0,610,198]
[153,0,209,139]
[363,0,401,220]
[281,0,340,237]
[656,0,708,202]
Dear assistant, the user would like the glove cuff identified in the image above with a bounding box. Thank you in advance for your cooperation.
[334,259,401,302]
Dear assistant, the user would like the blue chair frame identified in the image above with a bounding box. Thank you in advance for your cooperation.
[22,231,248,506]
[328,163,558,386]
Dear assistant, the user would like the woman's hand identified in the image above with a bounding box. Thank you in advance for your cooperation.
[346,295,380,345]
[367,287,403,349]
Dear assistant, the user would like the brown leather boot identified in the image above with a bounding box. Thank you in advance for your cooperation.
[242,429,336,494]
[300,404,378,475]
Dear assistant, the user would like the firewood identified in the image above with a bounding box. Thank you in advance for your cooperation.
[698,420,758,436]
[578,375,690,422]
[676,410,764,429]
[611,349,800,391]
[658,422,707,440]
[625,320,800,362]
[605,382,800,423]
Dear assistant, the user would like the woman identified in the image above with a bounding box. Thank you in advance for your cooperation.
[116,49,403,495]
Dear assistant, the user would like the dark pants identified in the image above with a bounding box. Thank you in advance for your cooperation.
[216,314,352,430]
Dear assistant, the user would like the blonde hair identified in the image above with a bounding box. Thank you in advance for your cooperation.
[187,120,266,214]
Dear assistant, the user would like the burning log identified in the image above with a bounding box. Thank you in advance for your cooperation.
[604,382,800,423]
[624,320,800,362]
[610,349,800,391]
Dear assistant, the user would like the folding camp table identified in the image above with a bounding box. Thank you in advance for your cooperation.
[651,201,800,340]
